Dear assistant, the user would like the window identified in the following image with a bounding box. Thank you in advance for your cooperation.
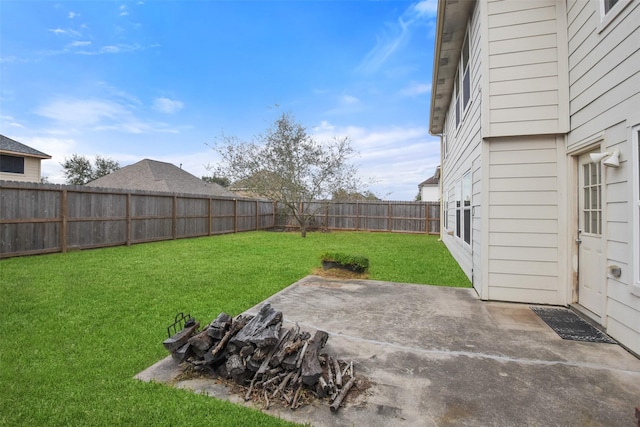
[633,126,640,294]
[453,29,471,129]
[454,69,460,128]
[0,155,25,174]
[604,0,619,13]
[462,171,472,245]
[582,161,602,235]
[455,181,461,238]
[461,32,470,111]
[454,172,472,245]
[442,191,448,230]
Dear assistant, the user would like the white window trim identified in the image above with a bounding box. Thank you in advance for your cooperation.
[454,23,472,132]
[598,0,632,33]
[632,123,640,297]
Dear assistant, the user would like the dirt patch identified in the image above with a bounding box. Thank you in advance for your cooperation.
[311,267,369,280]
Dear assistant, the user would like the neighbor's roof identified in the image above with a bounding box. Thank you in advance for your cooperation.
[0,134,52,159]
[429,0,476,135]
[419,176,439,187]
[86,158,239,197]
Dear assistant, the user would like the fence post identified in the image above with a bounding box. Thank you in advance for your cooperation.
[172,195,177,239]
[60,189,67,253]
[425,202,429,234]
[388,201,392,232]
[356,201,360,231]
[126,193,131,246]
[234,199,238,233]
[208,198,213,236]
[255,200,259,230]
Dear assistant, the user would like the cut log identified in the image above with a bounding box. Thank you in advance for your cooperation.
[163,321,200,352]
[301,330,329,386]
[207,312,232,339]
[226,354,246,383]
[231,304,282,348]
[171,343,192,363]
[188,330,213,357]
[210,315,251,358]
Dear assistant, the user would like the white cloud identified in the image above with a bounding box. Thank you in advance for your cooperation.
[341,95,359,105]
[119,5,129,16]
[34,97,182,135]
[357,1,437,74]
[311,121,440,200]
[401,82,431,96]
[414,0,438,17]
[68,41,91,48]
[48,28,67,35]
[68,11,78,19]
[153,97,184,114]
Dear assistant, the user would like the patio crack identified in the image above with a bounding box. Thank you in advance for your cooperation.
[285,318,640,377]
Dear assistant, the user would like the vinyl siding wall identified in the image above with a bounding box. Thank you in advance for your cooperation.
[485,135,565,304]
[441,3,483,292]
[567,0,640,355]
[485,0,569,137]
[0,156,42,183]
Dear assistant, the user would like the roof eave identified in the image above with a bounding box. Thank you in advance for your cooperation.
[429,0,476,135]
[0,149,52,160]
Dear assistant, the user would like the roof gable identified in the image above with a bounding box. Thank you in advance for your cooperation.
[86,159,238,197]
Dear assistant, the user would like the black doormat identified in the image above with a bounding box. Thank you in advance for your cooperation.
[530,307,617,344]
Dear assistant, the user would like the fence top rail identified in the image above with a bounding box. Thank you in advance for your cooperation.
[0,180,271,203]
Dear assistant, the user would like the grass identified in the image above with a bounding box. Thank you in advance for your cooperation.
[0,231,469,426]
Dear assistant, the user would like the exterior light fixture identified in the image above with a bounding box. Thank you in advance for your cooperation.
[590,149,620,168]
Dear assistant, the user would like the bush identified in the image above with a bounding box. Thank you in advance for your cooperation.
[319,251,369,272]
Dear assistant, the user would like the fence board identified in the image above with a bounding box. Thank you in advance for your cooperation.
[0,181,439,258]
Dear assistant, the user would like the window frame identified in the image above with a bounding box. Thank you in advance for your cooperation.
[462,171,472,245]
[632,124,640,296]
[598,0,631,33]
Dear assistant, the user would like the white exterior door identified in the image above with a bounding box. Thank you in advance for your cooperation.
[577,152,606,319]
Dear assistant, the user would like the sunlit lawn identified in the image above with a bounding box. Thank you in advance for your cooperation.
[0,231,469,426]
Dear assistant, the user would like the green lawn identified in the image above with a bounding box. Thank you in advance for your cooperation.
[0,231,469,426]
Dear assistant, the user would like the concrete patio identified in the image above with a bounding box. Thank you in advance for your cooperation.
[136,276,640,426]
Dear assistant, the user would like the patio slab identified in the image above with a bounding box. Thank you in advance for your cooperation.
[135,275,640,426]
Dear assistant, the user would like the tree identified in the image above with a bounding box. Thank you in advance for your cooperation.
[201,175,231,187]
[61,154,120,185]
[210,112,363,237]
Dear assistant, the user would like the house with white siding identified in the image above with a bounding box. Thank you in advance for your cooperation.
[0,135,51,183]
[429,0,640,355]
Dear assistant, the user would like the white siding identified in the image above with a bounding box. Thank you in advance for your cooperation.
[0,156,42,183]
[485,0,568,137]
[486,136,564,304]
[566,0,640,355]
[441,3,483,292]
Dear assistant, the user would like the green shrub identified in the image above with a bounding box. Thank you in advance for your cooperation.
[320,251,369,272]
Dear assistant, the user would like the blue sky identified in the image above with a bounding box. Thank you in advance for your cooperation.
[1,0,439,200]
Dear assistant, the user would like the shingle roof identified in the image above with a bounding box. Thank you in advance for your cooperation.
[0,134,51,159]
[86,159,239,197]
[419,166,441,187]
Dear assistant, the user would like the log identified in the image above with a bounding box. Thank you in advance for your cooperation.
[301,330,329,386]
[332,357,342,387]
[231,304,282,348]
[258,329,291,374]
[207,312,232,339]
[163,321,200,352]
[210,315,250,358]
[330,376,357,413]
[226,354,246,383]
[188,330,213,357]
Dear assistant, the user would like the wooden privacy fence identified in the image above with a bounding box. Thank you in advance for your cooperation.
[0,181,440,258]
[0,181,276,258]
[277,200,440,234]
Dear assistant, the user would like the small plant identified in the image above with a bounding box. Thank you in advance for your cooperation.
[320,251,369,273]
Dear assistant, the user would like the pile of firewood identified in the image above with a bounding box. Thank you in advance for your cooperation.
[163,303,358,412]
